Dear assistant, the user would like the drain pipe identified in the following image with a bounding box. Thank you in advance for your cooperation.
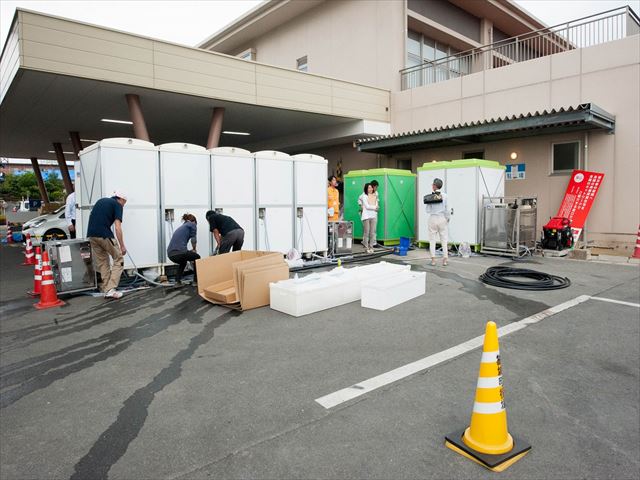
[583,131,589,248]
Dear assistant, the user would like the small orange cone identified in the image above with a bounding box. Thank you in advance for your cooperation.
[35,251,65,310]
[632,225,640,259]
[28,247,42,297]
[445,321,531,472]
[22,233,37,265]
[6,225,13,244]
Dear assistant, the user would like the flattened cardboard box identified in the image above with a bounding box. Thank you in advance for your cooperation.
[196,251,289,310]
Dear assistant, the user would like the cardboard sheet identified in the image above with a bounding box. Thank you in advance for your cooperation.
[196,250,289,311]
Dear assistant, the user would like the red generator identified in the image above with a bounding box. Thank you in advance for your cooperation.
[542,217,573,250]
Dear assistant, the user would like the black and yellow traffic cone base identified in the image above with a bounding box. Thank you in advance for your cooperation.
[445,428,531,472]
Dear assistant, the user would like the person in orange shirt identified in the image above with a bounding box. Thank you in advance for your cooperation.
[327,175,340,222]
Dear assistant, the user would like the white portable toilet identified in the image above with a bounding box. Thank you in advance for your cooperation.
[255,150,293,254]
[292,154,328,255]
[210,147,256,251]
[159,143,210,262]
[77,138,160,269]
[417,159,505,247]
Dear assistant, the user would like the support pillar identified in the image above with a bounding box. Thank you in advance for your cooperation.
[125,93,150,141]
[206,107,225,149]
[30,158,50,204]
[53,143,74,194]
[70,131,83,159]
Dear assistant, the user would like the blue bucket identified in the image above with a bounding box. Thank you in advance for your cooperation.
[399,237,410,249]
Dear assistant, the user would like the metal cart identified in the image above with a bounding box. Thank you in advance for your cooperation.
[480,196,537,257]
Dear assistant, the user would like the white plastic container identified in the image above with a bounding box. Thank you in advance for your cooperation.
[159,143,210,261]
[210,147,256,251]
[255,150,293,254]
[269,261,410,317]
[292,154,328,255]
[270,267,360,317]
[361,271,426,311]
[77,138,159,269]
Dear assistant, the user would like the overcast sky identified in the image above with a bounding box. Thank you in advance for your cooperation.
[1,0,639,52]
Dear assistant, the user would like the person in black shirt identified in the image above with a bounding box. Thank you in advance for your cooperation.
[205,211,244,254]
[86,191,127,299]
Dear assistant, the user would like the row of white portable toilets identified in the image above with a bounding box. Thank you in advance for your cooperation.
[75,138,328,270]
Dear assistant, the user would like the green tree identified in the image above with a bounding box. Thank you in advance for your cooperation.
[44,173,65,201]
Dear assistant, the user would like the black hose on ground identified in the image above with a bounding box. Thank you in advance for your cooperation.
[479,266,571,291]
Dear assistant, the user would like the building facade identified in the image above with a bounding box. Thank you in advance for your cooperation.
[201,0,640,250]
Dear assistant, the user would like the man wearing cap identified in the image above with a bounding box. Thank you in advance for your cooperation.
[87,191,128,299]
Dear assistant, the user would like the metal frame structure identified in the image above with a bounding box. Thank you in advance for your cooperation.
[480,196,538,257]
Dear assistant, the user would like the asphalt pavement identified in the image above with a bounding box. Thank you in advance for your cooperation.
[0,242,638,480]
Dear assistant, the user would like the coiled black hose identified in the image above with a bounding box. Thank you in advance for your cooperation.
[479,266,571,290]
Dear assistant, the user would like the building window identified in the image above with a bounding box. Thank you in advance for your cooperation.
[237,48,256,61]
[296,56,308,72]
[405,30,470,87]
[397,158,412,170]
[552,141,580,173]
[463,150,484,159]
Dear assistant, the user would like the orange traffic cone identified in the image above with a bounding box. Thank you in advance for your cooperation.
[445,321,531,472]
[6,225,13,244]
[35,251,65,310]
[22,233,37,265]
[28,247,42,297]
[632,225,640,259]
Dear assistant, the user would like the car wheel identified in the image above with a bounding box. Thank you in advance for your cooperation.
[43,229,67,241]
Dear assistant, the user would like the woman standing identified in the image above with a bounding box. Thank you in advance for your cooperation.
[359,183,379,253]
[167,213,200,284]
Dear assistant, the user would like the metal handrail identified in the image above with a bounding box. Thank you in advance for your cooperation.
[401,6,640,90]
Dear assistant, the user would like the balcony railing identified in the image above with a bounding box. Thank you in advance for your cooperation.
[400,6,640,90]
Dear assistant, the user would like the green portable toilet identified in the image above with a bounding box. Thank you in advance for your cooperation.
[344,168,416,245]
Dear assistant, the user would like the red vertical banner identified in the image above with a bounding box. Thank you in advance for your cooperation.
[556,170,605,241]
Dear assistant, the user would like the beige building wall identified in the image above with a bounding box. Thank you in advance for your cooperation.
[229,0,406,92]
[387,35,640,248]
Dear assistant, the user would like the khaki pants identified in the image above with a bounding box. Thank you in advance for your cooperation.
[428,215,449,259]
[89,237,124,292]
[362,217,377,248]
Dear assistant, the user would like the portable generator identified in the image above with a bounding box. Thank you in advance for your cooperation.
[541,217,573,250]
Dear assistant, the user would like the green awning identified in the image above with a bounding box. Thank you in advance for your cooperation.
[356,103,615,154]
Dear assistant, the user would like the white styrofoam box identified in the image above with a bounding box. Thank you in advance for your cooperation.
[159,143,210,260]
[361,271,426,311]
[210,147,256,251]
[293,154,328,254]
[269,261,410,317]
[351,261,410,281]
[255,150,293,254]
[270,267,360,317]
[77,138,160,269]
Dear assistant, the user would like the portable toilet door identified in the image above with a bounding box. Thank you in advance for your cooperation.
[74,158,83,238]
[445,159,505,246]
[159,143,210,263]
[210,147,255,251]
[343,170,370,240]
[417,162,447,246]
[77,138,160,269]
[292,154,328,255]
[255,150,293,254]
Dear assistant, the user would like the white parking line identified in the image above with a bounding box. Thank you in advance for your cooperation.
[590,297,640,308]
[315,295,591,409]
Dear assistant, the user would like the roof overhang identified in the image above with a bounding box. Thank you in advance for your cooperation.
[356,104,615,154]
[0,9,389,160]
[197,0,324,53]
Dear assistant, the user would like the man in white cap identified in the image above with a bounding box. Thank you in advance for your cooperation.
[87,191,128,299]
